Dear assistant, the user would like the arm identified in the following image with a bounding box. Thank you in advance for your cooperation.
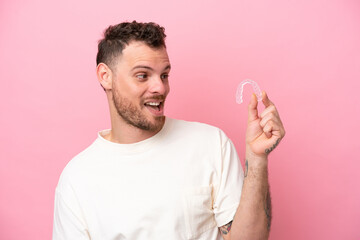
[53,188,91,240]
[220,157,271,240]
[220,91,285,240]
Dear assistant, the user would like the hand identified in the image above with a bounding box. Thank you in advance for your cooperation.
[246,91,285,159]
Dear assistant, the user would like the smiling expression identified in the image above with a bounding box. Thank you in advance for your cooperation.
[110,41,171,132]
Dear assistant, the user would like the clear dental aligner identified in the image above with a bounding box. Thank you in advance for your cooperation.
[236,79,262,104]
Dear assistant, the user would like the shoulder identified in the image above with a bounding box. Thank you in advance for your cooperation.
[170,118,220,133]
[56,138,102,190]
[168,118,230,146]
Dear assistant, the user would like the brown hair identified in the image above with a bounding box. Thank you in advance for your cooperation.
[96,21,167,69]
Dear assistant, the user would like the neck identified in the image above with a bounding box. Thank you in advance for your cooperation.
[107,121,164,144]
[103,92,166,144]
[103,110,164,144]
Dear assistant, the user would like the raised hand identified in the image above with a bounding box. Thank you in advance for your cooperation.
[246,91,285,158]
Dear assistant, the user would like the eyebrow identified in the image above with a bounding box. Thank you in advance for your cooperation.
[131,65,171,71]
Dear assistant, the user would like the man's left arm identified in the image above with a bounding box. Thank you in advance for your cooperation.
[220,91,285,240]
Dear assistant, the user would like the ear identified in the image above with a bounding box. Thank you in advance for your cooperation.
[96,63,113,91]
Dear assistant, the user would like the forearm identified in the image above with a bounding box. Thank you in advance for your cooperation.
[230,153,271,240]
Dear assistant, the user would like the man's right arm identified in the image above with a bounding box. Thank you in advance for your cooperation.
[53,188,90,240]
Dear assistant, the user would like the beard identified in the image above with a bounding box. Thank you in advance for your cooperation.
[112,88,165,132]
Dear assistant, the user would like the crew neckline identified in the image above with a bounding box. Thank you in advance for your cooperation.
[96,117,172,155]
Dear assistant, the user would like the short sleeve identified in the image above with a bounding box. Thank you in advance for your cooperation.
[53,175,91,240]
[53,188,90,240]
[213,134,244,227]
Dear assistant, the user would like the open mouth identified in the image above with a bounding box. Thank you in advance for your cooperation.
[144,101,162,111]
[144,101,164,116]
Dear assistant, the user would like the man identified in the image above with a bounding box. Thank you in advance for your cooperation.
[53,21,285,240]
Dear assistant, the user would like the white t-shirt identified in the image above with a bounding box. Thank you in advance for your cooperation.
[53,118,244,240]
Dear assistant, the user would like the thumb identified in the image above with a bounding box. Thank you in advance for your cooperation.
[248,93,259,122]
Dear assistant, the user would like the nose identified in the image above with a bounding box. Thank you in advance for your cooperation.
[148,76,169,95]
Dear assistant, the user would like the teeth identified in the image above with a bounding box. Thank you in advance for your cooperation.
[146,102,160,106]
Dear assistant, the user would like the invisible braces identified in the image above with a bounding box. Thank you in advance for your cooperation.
[236,79,262,104]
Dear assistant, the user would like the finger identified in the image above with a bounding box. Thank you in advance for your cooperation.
[260,112,280,128]
[260,105,278,119]
[262,91,274,108]
[263,122,273,138]
[265,130,272,138]
[259,93,285,137]
[264,120,283,138]
[248,93,259,122]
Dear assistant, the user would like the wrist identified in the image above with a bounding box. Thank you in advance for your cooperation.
[245,145,268,167]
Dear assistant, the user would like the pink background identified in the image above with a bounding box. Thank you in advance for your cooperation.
[1,0,359,239]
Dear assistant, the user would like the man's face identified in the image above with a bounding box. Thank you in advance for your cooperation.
[111,41,171,132]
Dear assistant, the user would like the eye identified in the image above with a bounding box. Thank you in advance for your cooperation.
[136,73,147,80]
[161,74,169,80]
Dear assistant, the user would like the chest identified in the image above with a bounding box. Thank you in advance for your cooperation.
[76,152,219,239]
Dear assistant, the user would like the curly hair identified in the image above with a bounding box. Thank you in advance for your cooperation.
[96,21,167,69]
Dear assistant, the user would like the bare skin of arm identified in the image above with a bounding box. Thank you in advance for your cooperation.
[220,158,270,240]
[219,92,285,240]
